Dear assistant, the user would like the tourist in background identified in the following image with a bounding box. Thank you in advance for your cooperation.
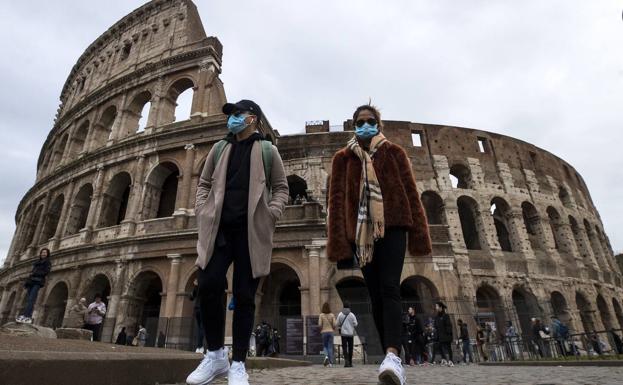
[424,322,437,364]
[457,319,473,364]
[434,302,454,366]
[85,294,106,341]
[65,297,88,329]
[337,302,358,367]
[476,324,488,361]
[271,327,281,355]
[137,324,148,347]
[115,327,127,345]
[186,100,289,385]
[504,321,518,360]
[189,278,204,353]
[255,321,272,357]
[327,104,432,385]
[16,248,52,324]
[319,302,337,367]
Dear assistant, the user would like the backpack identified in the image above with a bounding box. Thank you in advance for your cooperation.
[213,139,273,188]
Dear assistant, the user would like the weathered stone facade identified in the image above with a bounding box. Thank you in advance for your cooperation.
[1,0,622,350]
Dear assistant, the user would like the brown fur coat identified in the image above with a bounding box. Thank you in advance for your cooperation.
[327,141,432,261]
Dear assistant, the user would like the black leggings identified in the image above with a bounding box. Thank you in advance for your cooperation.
[361,227,406,353]
[197,225,259,362]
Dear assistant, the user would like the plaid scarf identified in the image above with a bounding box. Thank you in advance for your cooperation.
[347,133,387,267]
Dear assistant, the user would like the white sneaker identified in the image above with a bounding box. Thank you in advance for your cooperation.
[15,315,25,323]
[440,359,447,366]
[195,347,204,354]
[186,348,229,385]
[23,317,33,324]
[447,360,454,367]
[378,352,406,385]
[228,361,249,385]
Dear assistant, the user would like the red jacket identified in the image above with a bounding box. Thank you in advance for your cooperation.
[327,142,432,261]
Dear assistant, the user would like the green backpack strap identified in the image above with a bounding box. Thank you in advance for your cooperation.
[214,139,272,189]
[261,140,273,185]
[213,139,229,166]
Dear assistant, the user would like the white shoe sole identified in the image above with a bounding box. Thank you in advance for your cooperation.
[378,369,402,385]
[187,366,228,385]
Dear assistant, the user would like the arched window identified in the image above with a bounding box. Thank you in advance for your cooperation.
[286,174,308,204]
[575,292,594,333]
[69,121,89,157]
[98,172,132,228]
[449,163,472,189]
[51,134,69,169]
[91,106,117,149]
[457,196,482,250]
[521,202,544,252]
[596,294,614,330]
[568,216,589,260]
[143,162,180,219]
[161,78,195,124]
[65,184,93,235]
[124,91,152,135]
[490,197,513,252]
[558,186,572,208]
[22,205,43,250]
[41,194,65,242]
[421,191,445,225]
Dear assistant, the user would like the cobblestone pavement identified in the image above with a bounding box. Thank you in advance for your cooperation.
[173,364,623,385]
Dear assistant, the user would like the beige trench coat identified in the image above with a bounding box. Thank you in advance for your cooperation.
[195,140,289,278]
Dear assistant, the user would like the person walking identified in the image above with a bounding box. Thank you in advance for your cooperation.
[434,302,454,366]
[424,323,437,364]
[337,302,358,367]
[457,319,473,364]
[255,321,272,357]
[186,99,289,385]
[504,321,517,360]
[319,302,337,367]
[327,104,432,385]
[65,297,88,329]
[476,324,488,361]
[16,248,52,324]
[84,294,106,341]
[189,278,205,353]
[115,327,127,345]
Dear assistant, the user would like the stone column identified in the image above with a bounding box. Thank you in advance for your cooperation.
[120,155,146,236]
[305,244,322,316]
[82,165,106,241]
[51,180,76,251]
[164,254,182,318]
[104,258,127,342]
[178,144,196,213]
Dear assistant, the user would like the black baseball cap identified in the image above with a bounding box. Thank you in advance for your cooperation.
[222,99,263,121]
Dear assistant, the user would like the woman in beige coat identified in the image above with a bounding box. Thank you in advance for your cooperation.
[318,302,337,367]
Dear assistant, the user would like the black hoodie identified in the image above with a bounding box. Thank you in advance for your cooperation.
[27,257,51,287]
[220,132,263,227]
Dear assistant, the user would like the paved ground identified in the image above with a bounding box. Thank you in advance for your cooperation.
[172,364,623,385]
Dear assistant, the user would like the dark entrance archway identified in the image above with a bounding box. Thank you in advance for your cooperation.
[127,271,163,347]
[512,287,542,337]
[476,285,506,332]
[43,282,68,329]
[400,276,439,319]
[575,292,594,333]
[550,291,571,325]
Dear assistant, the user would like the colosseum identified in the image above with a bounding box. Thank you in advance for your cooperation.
[1,0,622,353]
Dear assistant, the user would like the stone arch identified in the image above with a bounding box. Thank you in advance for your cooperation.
[511,286,542,336]
[575,291,594,333]
[400,275,440,317]
[457,195,482,250]
[69,120,89,156]
[65,183,93,235]
[475,284,506,332]
[51,133,69,169]
[568,216,588,260]
[521,201,546,252]
[42,281,68,329]
[490,197,513,252]
[550,291,571,325]
[98,172,132,227]
[258,263,301,337]
[161,77,196,124]
[612,298,623,330]
[421,190,445,225]
[22,204,44,250]
[124,90,153,135]
[596,294,614,331]
[90,105,117,149]
[81,273,112,306]
[449,163,472,189]
[584,219,606,269]
[125,270,164,346]
[558,185,573,208]
[143,162,180,219]
[286,174,308,203]
[41,194,65,242]
[181,268,199,318]
[546,206,563,251]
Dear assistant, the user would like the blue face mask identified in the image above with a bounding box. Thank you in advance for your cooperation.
[227,114,250,134]
[355,123,379,139]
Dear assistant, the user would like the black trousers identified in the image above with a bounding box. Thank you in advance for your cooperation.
[342,335,354,363]
[401,336,414,363]
[198,224,259,362]
[85,323,102,341]
[361,228,406,353]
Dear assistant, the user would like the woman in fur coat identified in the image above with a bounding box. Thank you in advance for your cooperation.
[327,104,431,385]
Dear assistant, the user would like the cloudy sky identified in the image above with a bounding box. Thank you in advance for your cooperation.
[1,1,622,266]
